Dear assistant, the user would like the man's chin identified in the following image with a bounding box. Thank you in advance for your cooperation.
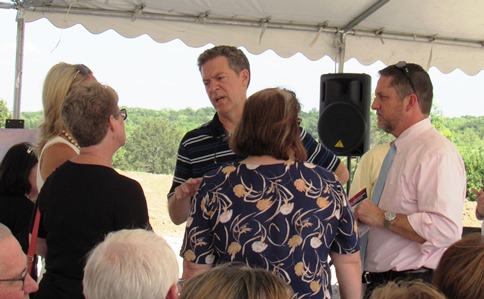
[377,121,389,133]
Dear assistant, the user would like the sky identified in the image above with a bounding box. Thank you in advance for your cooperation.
[1,9,483,118]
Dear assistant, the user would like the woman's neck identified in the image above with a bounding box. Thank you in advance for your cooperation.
[74,148,113,167]
[241,155,289,165]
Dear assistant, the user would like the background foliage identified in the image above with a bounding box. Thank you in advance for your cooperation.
[3,103,481,201]
[0,99,12,128]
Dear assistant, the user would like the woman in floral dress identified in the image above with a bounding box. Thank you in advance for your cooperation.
[181,87,361,299]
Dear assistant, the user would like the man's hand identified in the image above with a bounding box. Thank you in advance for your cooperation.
[168,177,203,225]
[175,178,203,202]
[471,187,484,218]
[354,199,384,228]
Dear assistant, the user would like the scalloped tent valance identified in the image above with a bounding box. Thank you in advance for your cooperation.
[11,0,484,75]
[3,0,484,117]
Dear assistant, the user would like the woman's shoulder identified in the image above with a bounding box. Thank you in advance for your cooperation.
[40,136,79,155]
[290,161,341,185]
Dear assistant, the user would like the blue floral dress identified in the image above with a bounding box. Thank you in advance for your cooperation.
[181,161,359,299]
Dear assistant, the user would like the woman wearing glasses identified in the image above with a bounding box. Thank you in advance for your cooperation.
[181,88,361,299]
[35,63,97,191]
[32,82,151,299]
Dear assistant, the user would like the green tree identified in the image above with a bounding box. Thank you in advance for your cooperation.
[20,111,43,128]
[120,117,184,174]
[300,108,319,139]
[459,145,484,201]
[430,104,454,140]
[0,99,12,128]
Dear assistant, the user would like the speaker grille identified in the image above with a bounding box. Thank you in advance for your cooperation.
[318,73,371,156]
[318,102,366,156]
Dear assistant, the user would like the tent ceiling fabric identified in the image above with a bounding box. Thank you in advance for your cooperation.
[11,0,484,74]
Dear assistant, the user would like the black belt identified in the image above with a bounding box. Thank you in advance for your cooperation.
[362,267,433,284]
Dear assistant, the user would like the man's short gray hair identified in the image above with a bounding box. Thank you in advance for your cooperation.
[0,223,12,240]
[83,229,179,299]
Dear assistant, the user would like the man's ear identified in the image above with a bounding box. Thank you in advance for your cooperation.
[406,93,419,111]
[240,69,250,87]
[166,283,178,299]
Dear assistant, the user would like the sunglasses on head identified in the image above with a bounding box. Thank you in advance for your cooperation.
[73,64,92,81]
[393,61,416,93]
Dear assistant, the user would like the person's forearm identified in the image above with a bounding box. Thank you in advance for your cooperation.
[331,252,361,299]
[388,214,426,244]
[168,194,191,225]
[34,237,48,257]
[476,208,484,220]
[334,162,349,185]
[182,260,212,280]
[337,273,362,299]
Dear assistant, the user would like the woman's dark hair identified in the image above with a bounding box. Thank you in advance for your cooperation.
[0,142,38,195]
[230,88,307,161]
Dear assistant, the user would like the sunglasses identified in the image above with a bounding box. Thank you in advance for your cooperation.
[394,61,416,93]
[72,64,92,81]
[119,108,127,121]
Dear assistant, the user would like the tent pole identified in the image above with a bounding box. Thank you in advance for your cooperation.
[13,8,25,119]
[336,32,346,73]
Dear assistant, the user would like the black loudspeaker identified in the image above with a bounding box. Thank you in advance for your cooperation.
[318,73,371,156]
[5,119,25,128]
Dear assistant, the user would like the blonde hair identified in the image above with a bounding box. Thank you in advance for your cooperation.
[36,63,93,154]
[180,263,293,299]
[370,280,446,299]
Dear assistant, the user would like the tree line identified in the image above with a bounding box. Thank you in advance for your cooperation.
[1,99,483,201]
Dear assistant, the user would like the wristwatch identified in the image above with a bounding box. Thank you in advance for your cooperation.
[384,211,397,229]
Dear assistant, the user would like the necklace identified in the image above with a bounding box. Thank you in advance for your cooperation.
[61,130,80,149]
[81,153,112,166]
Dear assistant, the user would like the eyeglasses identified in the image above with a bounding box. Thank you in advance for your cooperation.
[119,108,127,121]
[177,279,185,295]
[72,64,92,81]
[0,268,28,291]
[393,61,416,93]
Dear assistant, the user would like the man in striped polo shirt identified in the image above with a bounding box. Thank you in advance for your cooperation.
[167,45,349,225]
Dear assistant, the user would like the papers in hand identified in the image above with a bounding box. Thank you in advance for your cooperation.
[349,188,370,237]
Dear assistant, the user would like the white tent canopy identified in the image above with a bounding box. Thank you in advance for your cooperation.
[2,0,484,116]
[10,0,484,73]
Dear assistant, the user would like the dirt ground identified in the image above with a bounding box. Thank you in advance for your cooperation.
[119,170,482,274]
[117,171,185,263]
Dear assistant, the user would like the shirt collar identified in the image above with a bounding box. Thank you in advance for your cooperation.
[395,118,432,149]
[208,113,229,139]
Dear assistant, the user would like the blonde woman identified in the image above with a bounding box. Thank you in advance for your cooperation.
[35,63,96,190]
[370,280,446,299]
[180,263,293,299]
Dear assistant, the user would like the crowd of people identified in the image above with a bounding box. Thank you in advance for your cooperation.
[0,45,483,299]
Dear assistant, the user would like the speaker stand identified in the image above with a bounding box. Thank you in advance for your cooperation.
[346,156,352,195]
